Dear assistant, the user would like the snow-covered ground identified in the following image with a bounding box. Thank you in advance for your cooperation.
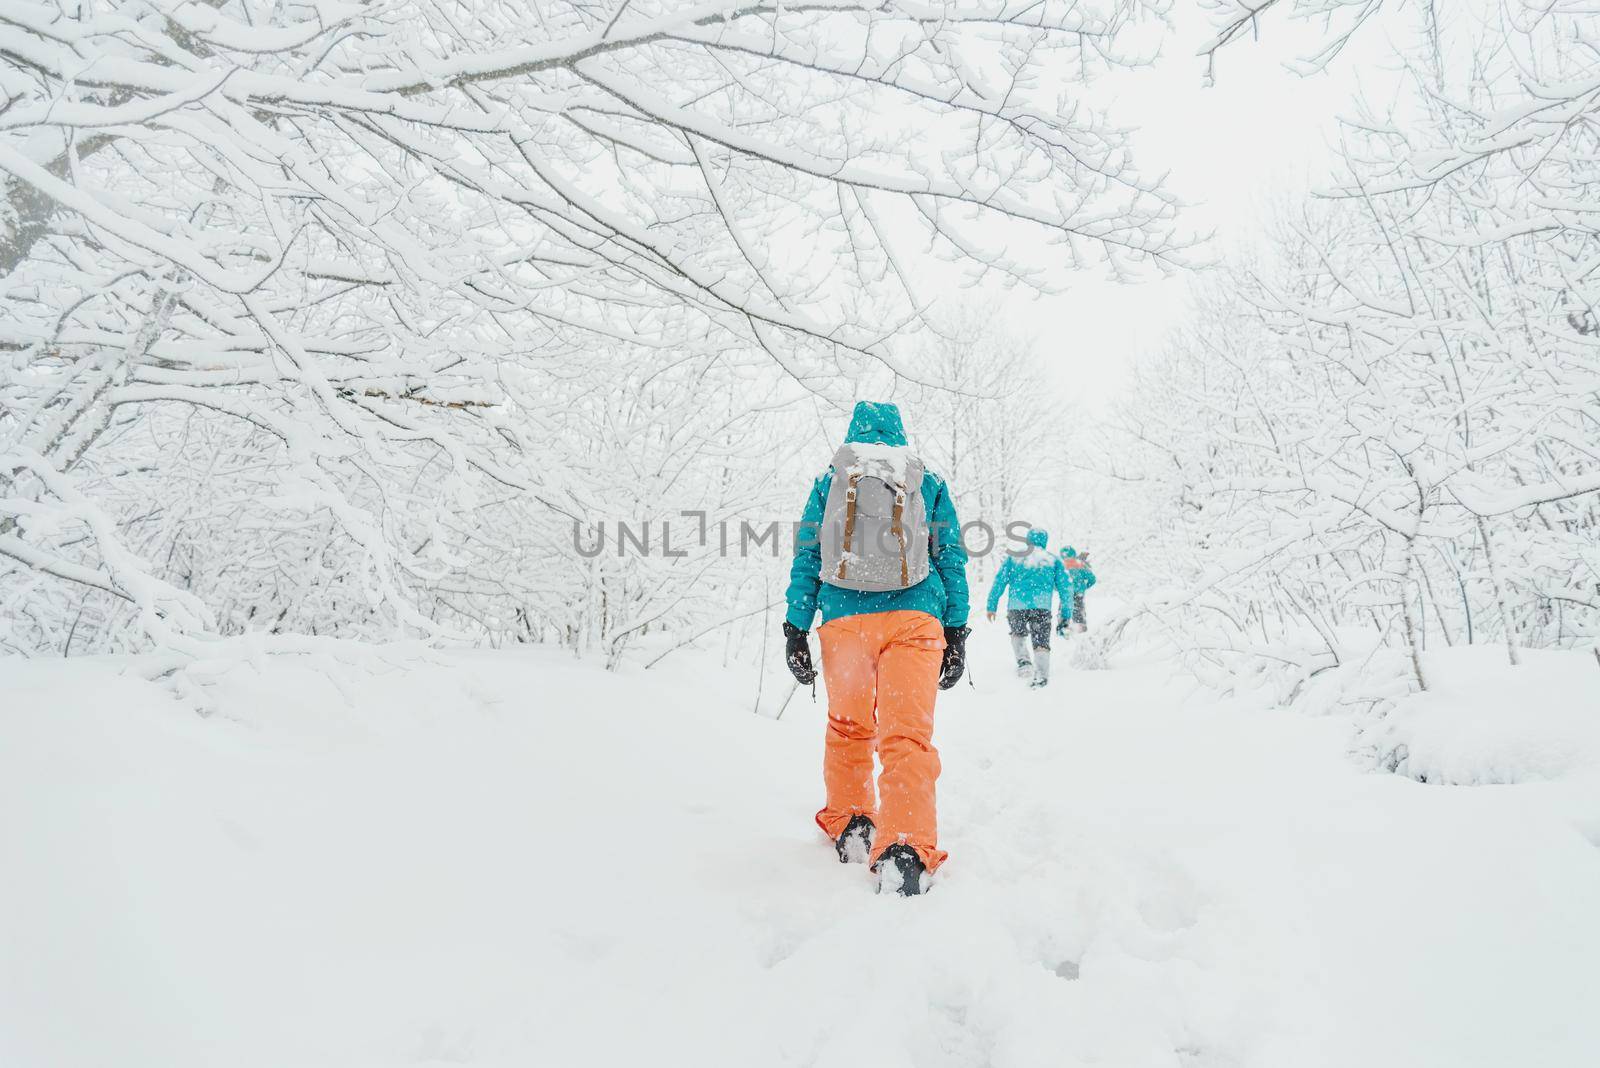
[4,630,1599,1068]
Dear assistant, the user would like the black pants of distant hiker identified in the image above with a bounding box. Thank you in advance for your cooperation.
[1006,609,1051,650]
[1007,609,1052,683]
[1072,591,1087,629]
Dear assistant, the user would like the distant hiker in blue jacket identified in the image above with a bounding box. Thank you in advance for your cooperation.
[783,401,970,897]
[1058,546,1097,636]
[984,528,1075,688]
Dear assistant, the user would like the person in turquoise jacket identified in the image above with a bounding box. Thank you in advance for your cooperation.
[782,401,970,897]
[1059,545,1097,635]
[984,527,1074,688]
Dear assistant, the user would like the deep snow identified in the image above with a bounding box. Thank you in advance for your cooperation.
[4,630,1599,1068]
[1369,646,1600,786]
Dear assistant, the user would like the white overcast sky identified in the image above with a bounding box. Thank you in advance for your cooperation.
[985,5,1408,412]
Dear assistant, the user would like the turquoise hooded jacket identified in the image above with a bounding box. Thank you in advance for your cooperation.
[986,528,1076,613]
[785,402,970,631]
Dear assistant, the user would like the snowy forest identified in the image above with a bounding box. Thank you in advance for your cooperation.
[5,0,1596,695]
[3,0,1148,667]
[4,2,1600,1066]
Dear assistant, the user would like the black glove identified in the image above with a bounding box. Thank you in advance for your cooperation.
[1056,615,1071,637]
[783,622,817,685]
[938,626,970,690]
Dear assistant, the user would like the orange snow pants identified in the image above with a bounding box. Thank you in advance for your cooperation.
[814,610,949,872]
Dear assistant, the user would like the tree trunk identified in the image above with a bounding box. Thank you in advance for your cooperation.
[1476,517,1520,667]
[1401,536,1429,691]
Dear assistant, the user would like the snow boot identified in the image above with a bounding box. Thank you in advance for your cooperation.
[1010,633,1031,676]
[835,815,875,864]
[1031,648,1051,688]
[874,843,926,896]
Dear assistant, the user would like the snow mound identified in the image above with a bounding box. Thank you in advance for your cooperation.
[1377,647,1600,785]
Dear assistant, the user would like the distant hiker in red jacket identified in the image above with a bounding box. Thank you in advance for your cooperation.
[1057,546,1096,637]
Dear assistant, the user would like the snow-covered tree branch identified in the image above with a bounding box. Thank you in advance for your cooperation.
[1,0,1187,658]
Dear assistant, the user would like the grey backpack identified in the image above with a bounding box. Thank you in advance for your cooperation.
[819,443,931,592]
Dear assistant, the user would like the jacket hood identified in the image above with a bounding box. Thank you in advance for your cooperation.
[1061,545,1078,559]
[1027,528,1049,549]
[844,401,908,447]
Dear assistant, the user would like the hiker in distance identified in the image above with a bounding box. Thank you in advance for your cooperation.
[1059,546,1097,637]
[985,527,1075,688]
[782,401,971,897]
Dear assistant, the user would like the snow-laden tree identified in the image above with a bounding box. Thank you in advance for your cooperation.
[424,346,815,667]
[1,1,1189,660]
[1091,0,1599,720]
[898,306,1066,579]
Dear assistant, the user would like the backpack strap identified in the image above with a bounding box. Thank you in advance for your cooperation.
[912,462,940,560]
[891,485,908,586]
[836,470,861,582]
